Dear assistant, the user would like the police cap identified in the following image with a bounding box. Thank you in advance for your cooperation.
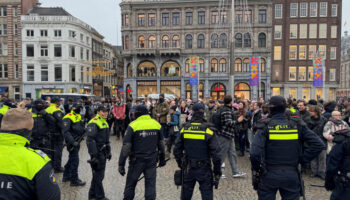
[269,96,286,107]
[3,98,13,107]
[192,103,205,112]
[135,104,148,115]
[95,104,108,112]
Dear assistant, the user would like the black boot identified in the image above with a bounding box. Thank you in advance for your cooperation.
[70,179,86,186]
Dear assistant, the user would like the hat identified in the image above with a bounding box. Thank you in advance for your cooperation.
[135,105,148,115]
[51,97,60,104]
[95,104,108,112]
[269,96,286,107]
[159,94,165,98]
[1,108,33,131]
[192,103,205,112]
[170,106,177,111]
[308,99,318,106]
[232,103,239,110]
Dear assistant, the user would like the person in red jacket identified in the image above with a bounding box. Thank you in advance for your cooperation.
[113,96,126,140]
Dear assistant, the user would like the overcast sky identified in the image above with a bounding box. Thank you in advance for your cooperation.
[41,0,350,45]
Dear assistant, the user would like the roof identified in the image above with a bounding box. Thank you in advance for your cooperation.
[29,7,72,16]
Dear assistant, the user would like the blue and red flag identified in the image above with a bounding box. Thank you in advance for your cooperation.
[313,56,323,87]
[249,57,260,86]
[189,56,199,85]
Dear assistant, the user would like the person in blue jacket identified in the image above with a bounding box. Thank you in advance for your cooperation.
[167,106,180,154]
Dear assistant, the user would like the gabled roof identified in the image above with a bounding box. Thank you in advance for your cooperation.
[29,7,72,16]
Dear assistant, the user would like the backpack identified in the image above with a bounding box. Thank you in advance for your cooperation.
[210,107,223,130]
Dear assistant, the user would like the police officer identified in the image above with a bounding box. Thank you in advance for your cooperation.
[29,99,51,156]
[86,104,111,200]
[325,129,350,199]
[0,98,14,128]
[118,104,166,200]
[174,103,222,200]
[250,96,325,200]
[62,103,86,186]
[45,97,65,173]
[0,108,60,200]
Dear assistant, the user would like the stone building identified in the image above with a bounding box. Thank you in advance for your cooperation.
[339,31,350,98]
[120,0,273,100]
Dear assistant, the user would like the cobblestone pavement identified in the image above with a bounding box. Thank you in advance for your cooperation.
[58,136,331,200]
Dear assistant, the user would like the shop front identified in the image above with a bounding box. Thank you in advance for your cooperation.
[211,83,226,100]
[137,81,157,97]
[234,82,250,100]
[160,81,181,98]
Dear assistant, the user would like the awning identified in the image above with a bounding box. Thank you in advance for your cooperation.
[0,86,8,95]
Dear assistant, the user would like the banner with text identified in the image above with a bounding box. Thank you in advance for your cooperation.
[189,56,199,85]
[313,56,324,87]
[249,57,260,86]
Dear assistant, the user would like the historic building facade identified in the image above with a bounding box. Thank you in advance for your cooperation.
[120,0,273,100]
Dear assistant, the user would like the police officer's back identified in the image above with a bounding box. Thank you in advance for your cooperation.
[174,103,222,200]
[325,129,350,200]
[250,96,325,200]
[118,105,166,200]
[0,108,60,200]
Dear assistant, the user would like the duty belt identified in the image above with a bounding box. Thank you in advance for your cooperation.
[188,160,209,168]
[266,165,297,171]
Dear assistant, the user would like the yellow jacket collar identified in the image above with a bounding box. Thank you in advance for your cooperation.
[0,132,30,147]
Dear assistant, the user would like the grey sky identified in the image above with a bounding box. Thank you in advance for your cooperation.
[40,0,349,45]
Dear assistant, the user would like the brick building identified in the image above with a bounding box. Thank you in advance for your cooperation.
[271,0,342,101]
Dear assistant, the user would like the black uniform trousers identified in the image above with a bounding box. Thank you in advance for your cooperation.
[114,119,125,138]
[182,165,213,200]
[30,136,51,155]
[50,133,64,170]
[123,160,157,200]
[258,169,300,200]
[331,187,350,200]
[63,144,80,181]
[89,156,107,200]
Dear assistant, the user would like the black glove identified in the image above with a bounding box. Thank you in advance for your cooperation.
[213,174,221,189]
[88,157,99,170]
[159,159,166,167]
[325,176,335,191]
[119,165,126,176]
[39,109,47,116]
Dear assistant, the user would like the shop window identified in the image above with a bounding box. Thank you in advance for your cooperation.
[235,82,250,100]
[137,81,157,97]
[186,83,192,99]
[211,83,226,100]
[137,61,156,77]
[161,61,180,77]
[161,81,181,98]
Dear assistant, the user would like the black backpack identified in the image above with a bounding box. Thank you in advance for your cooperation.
[210,107,223,130]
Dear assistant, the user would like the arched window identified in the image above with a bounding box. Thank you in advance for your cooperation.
[261,58,266,72]
[211,83,226,100]
[211,34,218,48]
[235,33,242,48]
[125,35,129,49]
[185,59,190,73]
[148,35,156,48]
[186,83,192,99]
[211,58,218,72]
[185,34,192,49]
[258,33,266,48]
[161,61,180,77]
[235,58,242,72]
[137,61,156,77]
[243,58,249,72]
[244,33,251,48]
[235,82,250,100]
[162,35,169,48]
[127,63,133,78]
[219,58,226,72]
[219,33,227,48]
[138,36,145,48]
[199,58,205,72]
[197,34,205,48]
[172,35,180,48]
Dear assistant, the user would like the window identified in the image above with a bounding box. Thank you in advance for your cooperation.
[148,13,156,26]
[309,45,316,60]
[13,7,17,16]
[137,61,156,77]
[14,24,17,35]
[26,45,34,57]
[54,30,61,37]
[69,46,75,57]
[86,49,89,60]
[274,25,282,39]
[15,64,18,79]
[199,59,204,72]
[320,2,328,17]
[235,58,242,72]
[1,64,8,78]
[172,35,180,48]
[319,45,327,59]
[138,36,145,48]
[275,4,282,19]
[172,12,180,25]
[14,43,18,56]
[244,33,251,48]
[319,24,327,39]
[308,66,313,81]
[235,33,242,48]
[40,30,48,37]
[162,13,169,26]
[185,59,190,73]
[81,67,84,83]
[310,2,318,17]
[289,45,297,60]
[220,11,227,24]
[211,34,218,48]
[211,58,218,72]
[258,33,266,48]
[235,10,243,23]
[148,36,155,48]
[261,58,266,72]
[244,10,252,23]
[162,35,169,48]
[138,14,145,26]
[1,7,6,16]
[198,11,205,24]
[80,47,84,60]
[243,58,249,72]
[55,65,62,81]
[219,58,226,72]
[300,3,308,17]
[2,24,6,35]
[289,66,297,81]
[258,9,266,23]
[41,65,48,81]
[185,34,192,49]
[299,67,306,81]
[27,65,34,81]
[330,69,336,81]
[86,36,90,45]
[309,24,317,39]
[299,24,308,39]
[290,3,298,17]
[330,47,337,60]
[331,4,338,17]
[290,24,298,39]
[299,45,307,60]
[125,14,129,26]
[211,11,219,24]
[331,26,337,38]
[26,29,34,37]
[54,44,62,57]
[2,44,7,56]
[80,34,84,42]
[197,34,205,48]
[40,45,48,57]
[70,65,76,82]
[186,12,193,25]
[219,33,227,48]
[274,46,282,60]
[69,30,76,38]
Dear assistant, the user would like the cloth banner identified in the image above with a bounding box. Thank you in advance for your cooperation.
[189,56,199,85]
[313,57,324,87]
[249,57,260,86]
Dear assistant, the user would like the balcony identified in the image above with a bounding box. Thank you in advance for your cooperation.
[159,48,180,56]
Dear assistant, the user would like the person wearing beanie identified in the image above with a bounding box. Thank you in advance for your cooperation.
[250,96,325,200]
[0,108,60,200]
[118,104,166,200]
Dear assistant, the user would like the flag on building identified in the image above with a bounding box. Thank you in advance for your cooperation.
[313,56,324,87]
[189,56,199,85]
[249,57,260,86]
